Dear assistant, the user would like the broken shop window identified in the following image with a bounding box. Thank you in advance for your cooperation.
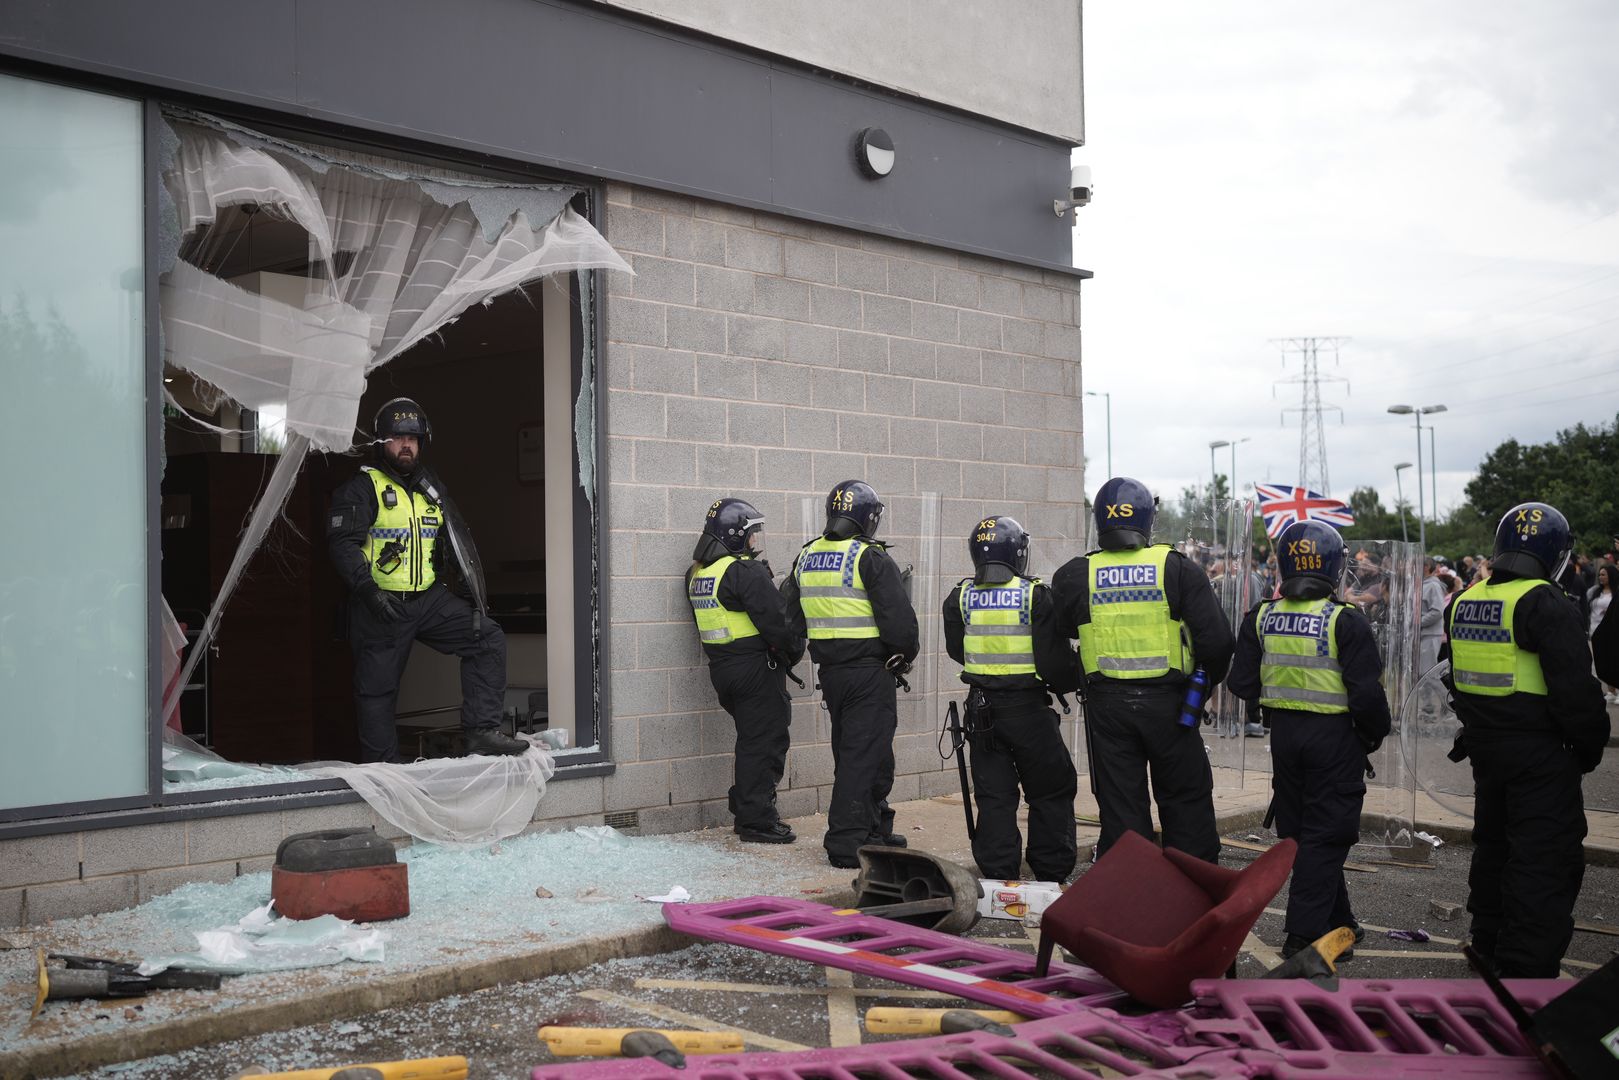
[157,112,627,803]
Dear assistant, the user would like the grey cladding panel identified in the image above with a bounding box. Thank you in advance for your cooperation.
[2,0,1079,271]
[1,0,298,101]
[768,69,1071,264]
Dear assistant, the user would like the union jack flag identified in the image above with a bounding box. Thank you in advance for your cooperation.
[1254,483,1355,538]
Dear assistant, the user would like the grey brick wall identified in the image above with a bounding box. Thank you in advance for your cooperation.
[599,183,1085,834]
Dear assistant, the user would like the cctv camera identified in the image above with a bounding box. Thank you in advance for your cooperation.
[1069,165,1092,205]
[1053,165,1092,218]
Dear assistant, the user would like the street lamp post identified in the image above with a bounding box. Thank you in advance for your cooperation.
[1394,462,1413,544]
[1209,440,1227,550]
[1387,404,1448,552]
[1085,391,1112,479]
[1427,425,1438,525]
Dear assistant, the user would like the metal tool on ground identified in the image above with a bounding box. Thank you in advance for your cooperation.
[539,1026,743,1068]
[234,1056,466,1080]
[938,700,975,838]
[865,1008,1024,1037]
[271,827,410,922]
[1467,944,1619,1080]
[850,846,982,934]
[30,949,223,1019]
[1261,925,1356,986]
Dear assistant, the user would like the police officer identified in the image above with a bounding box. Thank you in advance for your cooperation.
[782,481,920,868]
[687,498,805,844]
[944,516,1081,882]
[1052,476,1233,863]
[327,398,527,763]
[1228,520,1391,959]
[1445,502,1609,977]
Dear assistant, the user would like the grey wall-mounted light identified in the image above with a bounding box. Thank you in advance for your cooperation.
[855,127,895,179]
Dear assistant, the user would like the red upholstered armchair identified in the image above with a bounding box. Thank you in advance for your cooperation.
[1035,830,1298,1008]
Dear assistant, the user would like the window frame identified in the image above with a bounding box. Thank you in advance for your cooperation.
[0,63,616,832]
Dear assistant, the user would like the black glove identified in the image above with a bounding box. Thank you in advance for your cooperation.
[1573,742,1604,775]
[361,585,407,623]
[1357,731,1384,756]
[1447,731,1469,763]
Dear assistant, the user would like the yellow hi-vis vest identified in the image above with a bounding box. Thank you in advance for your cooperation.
[794,537,879,640]
[960,577,1038,676]
[688,556,761,645]
[1256,598,1350,713]
[1078,546,1189,680]
[1448,577,1550,697]
[363,466,440,591]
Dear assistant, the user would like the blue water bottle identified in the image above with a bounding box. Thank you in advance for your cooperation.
[1179,667,1210,728]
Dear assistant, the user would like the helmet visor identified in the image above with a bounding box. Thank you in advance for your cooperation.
[744,516,766,557]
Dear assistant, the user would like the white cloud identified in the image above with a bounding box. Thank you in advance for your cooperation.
[1076,0,1619,522]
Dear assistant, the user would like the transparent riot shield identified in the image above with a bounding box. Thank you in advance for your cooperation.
[1169,495,1259,797]
[1346,539,1421,855]
[1401,659,1473,818]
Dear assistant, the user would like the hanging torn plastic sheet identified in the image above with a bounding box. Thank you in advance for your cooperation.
[155,111,632,726]
[161,729,557,848]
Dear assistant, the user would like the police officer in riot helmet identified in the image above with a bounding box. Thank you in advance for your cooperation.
[944,516,1081,882]
[327,398,528,762]
[1052,476,1234,863]
[687,498,805,844]
[1443,502,1608,977]
[1228,520,1391,960]
[782,481,920,868]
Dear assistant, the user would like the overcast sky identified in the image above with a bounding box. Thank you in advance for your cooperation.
[1076,0,1619,523]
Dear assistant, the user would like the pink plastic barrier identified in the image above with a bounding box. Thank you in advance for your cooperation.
[521,897,1574,1080]
[660,895,1126,1017]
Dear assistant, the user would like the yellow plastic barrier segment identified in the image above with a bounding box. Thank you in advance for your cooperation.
[864,1008,1027,1035]
[235,1057,467,1080]
[539,1026,745,1057]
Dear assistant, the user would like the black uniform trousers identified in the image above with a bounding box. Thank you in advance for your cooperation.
[349,583,506,763]
[1085,685,1219,863]
[968,695,1079,881]
[820,661,898,860]
[709,652,791,830]
[1466,734,1586,977]
[1267,708,1365,939]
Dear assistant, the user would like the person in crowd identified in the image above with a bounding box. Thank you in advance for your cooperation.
[1229,520,1391,960]
[1445,502,1609,977]
[327,398,527,762]
[782,481,919,868]
[686,498,804,843]
[1053,476,1234,863]
[1589,562,1619,704]
[943,515,1081,882]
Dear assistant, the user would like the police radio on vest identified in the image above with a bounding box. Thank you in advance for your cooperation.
[1095,564,1157,588]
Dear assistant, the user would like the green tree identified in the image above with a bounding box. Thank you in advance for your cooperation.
[1463,413,1619,554]
[1339,486,1401,542]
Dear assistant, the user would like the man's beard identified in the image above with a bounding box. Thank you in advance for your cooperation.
[383,446,419,477]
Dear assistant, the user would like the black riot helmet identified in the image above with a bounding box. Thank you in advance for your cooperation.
[1093,476,1157,550]
[969,515,1031,585]
[1275,520,1347,599]
[1492,502,1572,581]
[695,497,766,563]
[374,397,432,443]
[824,480,884,540]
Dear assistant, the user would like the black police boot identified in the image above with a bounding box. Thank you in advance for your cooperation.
[827,851,860,869]
[737,821,796,844]
[1280,933,1314,961]
[868,831,908,847]
[464,727,529,757]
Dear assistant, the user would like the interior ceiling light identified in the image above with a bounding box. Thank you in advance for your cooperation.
[855,128,895,179]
